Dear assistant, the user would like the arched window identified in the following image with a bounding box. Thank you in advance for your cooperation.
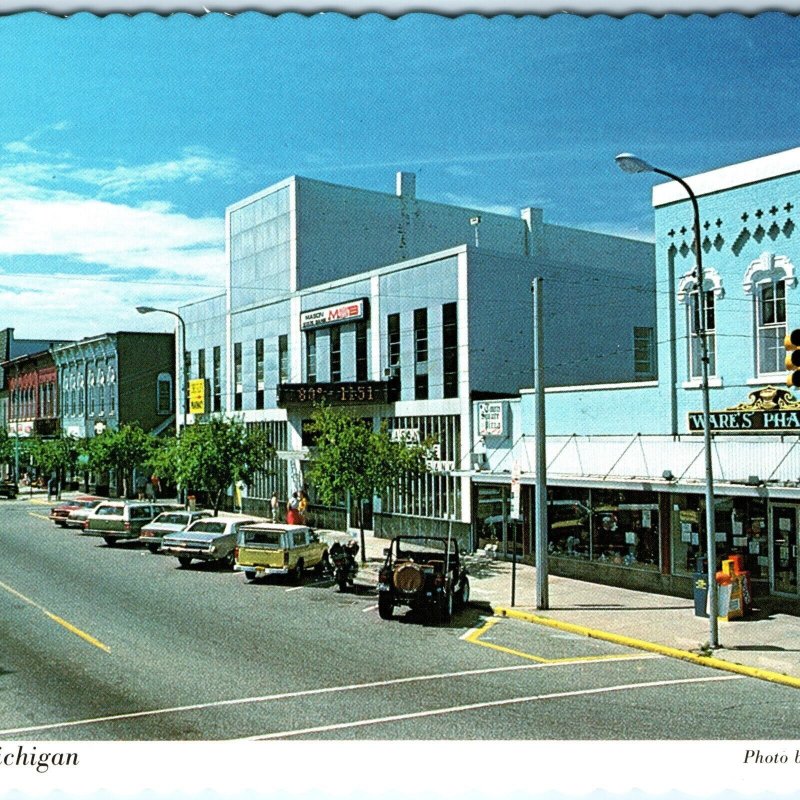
[157,372,173,415]
[678,267,724,380]
[743,252,797,376]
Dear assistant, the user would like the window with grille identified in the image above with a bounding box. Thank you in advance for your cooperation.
[414,308,429,400]
[756,281,787,375]
[442,302,458,398]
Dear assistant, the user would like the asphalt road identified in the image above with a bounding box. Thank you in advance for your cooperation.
[2,496,800,740]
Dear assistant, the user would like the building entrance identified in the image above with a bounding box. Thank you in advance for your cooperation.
[770,504,799,597]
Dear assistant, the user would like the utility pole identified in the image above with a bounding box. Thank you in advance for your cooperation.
[532,278,549,610]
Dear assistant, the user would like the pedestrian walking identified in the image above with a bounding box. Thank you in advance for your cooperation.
[270,491,279,523]
[286,491,301,525]
[47,474,57,501]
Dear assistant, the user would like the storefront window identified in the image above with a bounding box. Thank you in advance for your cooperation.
[591,489,659,570]
[547,487,591,559]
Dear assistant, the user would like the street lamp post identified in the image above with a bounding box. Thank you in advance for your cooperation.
[616,153,719,649]
[136,306,188,428]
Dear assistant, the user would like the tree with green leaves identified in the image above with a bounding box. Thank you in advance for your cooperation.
[88,423,157,499]
[28,434,81,499]
[306,404,432,563]
[170,416,275,514]
[0,429,13,474]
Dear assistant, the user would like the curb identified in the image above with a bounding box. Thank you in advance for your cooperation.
[495,606,800,691]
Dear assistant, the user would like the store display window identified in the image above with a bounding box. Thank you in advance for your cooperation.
[591,489,660,570]
[547,487,591,558]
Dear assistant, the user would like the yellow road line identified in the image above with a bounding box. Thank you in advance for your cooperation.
[28,512,51,521]
[463,616,648,664]
[0,578,110,654]
[495,607,800,691]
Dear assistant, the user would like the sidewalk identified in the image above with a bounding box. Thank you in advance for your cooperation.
[334,531,800,685]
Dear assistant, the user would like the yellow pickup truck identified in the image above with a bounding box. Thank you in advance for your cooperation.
[234,523,329,582]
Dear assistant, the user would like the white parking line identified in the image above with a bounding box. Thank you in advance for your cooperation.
[363,604,378,613]
[0,656,662,737]
[285,586,305,592]
[244,674,743,740]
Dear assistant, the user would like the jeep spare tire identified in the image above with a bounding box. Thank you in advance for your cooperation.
[393,563,424,592]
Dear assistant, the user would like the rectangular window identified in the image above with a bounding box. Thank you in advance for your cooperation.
[355,321,368,382]
[329,326,341,383]
[213,346,221,412]
[633,326,656,378]
[306,330,317,383]
[757,282,786,375]
[234,342,243,411]
[278,335,289,384]
[687,291,716,379]
[198,349,206,380]
[255,338,264,410]
[157,375,172,414]
[442,302,458,398]
[388,312,401,390]
[414,307,429,400]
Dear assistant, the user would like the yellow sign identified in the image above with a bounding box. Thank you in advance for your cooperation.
[189,379,207,414]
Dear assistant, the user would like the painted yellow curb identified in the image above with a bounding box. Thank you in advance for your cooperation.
[495,606,800,690]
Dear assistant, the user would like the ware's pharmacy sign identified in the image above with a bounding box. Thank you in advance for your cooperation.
[688,386,800,433]
[300,298,367,330]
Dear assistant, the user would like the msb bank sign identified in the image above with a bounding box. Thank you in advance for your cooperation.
[688,386,800,432]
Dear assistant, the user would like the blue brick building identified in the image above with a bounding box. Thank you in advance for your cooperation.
[478,147,800,603]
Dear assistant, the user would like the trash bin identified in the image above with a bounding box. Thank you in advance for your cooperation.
[715,570,733,619]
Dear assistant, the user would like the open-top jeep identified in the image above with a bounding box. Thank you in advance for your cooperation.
[377,535,469,622]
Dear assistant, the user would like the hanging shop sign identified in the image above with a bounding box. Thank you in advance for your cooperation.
[189,378,208,415]
[478,401,505,436]
[300,298,368,331]
[688,386,800,433]
[277,379,400,406]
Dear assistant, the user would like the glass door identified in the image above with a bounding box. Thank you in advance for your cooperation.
[770,504,799,596]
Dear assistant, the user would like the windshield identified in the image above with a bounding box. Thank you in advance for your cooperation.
[394,536,455,558]
[189,521,227,534]
[155,513,188,525]
[95,506,123,517]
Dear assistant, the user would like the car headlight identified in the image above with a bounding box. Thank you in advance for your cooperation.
[208,544,217,553]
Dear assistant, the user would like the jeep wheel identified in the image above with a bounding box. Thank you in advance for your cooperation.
[455,577,470,611]
[378,593,394,620]
[439,591,454,623]
[244,570,256,582]
[178,556,192,568]
[147,543,160,554]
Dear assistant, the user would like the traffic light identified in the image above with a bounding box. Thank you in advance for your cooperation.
[785,329,800,387]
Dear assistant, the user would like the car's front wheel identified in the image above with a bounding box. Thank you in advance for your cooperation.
[178,556,192,568]
[221,551,235,569]
[294,559,304,583]
[378,592,394,620]
[147,543,160,554]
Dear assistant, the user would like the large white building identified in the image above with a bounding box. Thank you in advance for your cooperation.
[181,172,653,544]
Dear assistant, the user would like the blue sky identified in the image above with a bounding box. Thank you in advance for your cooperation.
[1,12,799,338]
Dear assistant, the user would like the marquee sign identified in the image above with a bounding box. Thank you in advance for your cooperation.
[277,379,400,406]
[688,386,800,433]
[300,298,368,331]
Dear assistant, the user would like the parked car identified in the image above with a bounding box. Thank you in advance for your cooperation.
[377,535,469,622]
[161,514,263,568]
[234,523,329,582]
[64,498,107,529]
[83,500,183,546]
[49,495,103,527]
[0,479,18,499]
[138,509,213,553]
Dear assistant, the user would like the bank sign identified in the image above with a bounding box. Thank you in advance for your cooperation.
[300,298,367,330]
[688,386,800,433]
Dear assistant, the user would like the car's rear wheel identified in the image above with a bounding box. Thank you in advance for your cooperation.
[294,559,304,583]
[147,543,160,554]
[103,536,115,546]
[455,577,470,611]
[378,593,394,620]
[439,591,454,623]
[244,570,256,582]
[178,556,192,568]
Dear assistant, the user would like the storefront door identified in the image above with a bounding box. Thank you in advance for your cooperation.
[770,504,799,597]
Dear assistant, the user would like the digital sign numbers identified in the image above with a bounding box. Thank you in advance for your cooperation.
[277,380,400,406]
